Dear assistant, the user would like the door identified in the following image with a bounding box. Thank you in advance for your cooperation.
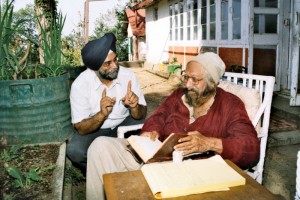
[249,0,290,92]
[290,0,300,106]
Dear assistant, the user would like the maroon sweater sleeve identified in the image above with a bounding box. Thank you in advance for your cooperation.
[219,95,260,169]
[141,88,185,139]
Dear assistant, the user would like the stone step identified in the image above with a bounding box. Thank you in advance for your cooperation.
[268,130,300,147]
[271,94,300,129]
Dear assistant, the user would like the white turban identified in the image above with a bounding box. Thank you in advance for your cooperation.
[188,52,225,84]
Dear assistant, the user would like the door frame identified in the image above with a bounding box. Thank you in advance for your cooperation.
[290,0,300,106]
[248,0,289,92]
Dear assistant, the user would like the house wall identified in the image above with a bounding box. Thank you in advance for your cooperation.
[168,46,198,65]
[145,0,250,71]
[145,1,170,66]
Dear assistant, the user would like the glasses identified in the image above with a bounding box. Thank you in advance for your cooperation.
[103,57,118,67]
[181,74,204,85]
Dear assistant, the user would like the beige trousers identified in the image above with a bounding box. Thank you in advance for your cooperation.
[86,136,142,200]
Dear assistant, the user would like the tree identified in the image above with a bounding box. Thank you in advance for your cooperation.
[13,3,39,71]
[92,5,128,61]
[34,0,57,64]
[62,20,85,66]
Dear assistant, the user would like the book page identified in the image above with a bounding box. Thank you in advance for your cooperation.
[127,135,162,162]
[141,155,245,199]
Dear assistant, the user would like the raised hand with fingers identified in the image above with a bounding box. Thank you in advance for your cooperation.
[122,81,139,108]
[100,88,116,117]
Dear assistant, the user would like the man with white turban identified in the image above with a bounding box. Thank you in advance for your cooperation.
[86,52,260,200]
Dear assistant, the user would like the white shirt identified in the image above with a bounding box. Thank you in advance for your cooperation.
[70,66,146,129]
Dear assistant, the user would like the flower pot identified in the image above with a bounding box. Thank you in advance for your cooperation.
[0,73,72,145]
[167,64,182,75]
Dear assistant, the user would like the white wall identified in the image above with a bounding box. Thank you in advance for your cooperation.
[145,0,170,65]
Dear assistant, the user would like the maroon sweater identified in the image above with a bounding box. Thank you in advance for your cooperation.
[141,87,260,169]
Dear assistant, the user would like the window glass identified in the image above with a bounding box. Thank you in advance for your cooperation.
[201,7,207,24]
[180,0,184,13]
[221,0,228,40]
[169,5,173,41]
[210,23,216,40]
[233,18,241,39]
[254,0,277,8]
[180,14,184,27]
[210,2,215,22]
[187,27,191,40]
[201,0,207,40]
[210,0,216,40]
[193,10,198,25]
[232,0,241,39]
[175,3,178,27]
[254,14,277,33]
[202,24,207,40]
[170,19,173,41]
[180,28,184,40]
[193,26,198,40]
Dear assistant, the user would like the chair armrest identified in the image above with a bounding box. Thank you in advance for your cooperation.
[117,124,144,138]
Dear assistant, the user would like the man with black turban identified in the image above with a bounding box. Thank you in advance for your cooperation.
[67,33,147,173]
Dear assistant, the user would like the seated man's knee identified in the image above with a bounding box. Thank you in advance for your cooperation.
[67,142,86,164]
[87,136,113,158]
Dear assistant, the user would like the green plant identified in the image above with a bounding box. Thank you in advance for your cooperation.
[0,0,31,80]
[36,11,66,77]
[171,57,178,64]
[4,163,42,189]
[65,166,86,184]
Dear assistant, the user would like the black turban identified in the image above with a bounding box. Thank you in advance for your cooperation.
[81,32,117,71]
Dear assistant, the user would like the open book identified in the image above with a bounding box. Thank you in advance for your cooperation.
[127,133,185,163]
[141,155,246,199]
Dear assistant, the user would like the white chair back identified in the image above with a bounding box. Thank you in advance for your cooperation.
[222,72,275,184]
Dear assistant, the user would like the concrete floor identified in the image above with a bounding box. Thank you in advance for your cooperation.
[65,67,300,200]
[263,143,300,200]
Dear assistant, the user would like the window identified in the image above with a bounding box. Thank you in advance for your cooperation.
[169,5,173,40]
[169,0,199,41]
[175,3,179,40]
[254,14,277,34]
[232,0,241,39]
[201,0,242,41]
[209,0,216,40]
[169,0,243,42]
[221,0,228,40]
[201,0,207,40]
[254,0,277,8]
[179,0,184,40]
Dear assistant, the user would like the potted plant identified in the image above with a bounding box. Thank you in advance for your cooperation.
[167,57,182,75]
[0,0,72,145]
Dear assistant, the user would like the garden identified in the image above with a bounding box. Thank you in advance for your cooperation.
[0,0,130,199]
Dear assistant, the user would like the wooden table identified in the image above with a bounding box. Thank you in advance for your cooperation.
[103,160,279,200]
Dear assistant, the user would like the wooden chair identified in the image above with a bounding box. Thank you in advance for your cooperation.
[117,72,275,184]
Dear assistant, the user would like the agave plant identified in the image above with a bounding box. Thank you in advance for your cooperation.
[0,0,32,80]
[36,11,66,77]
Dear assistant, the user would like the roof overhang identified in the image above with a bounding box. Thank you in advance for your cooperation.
[132,0,162,10]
